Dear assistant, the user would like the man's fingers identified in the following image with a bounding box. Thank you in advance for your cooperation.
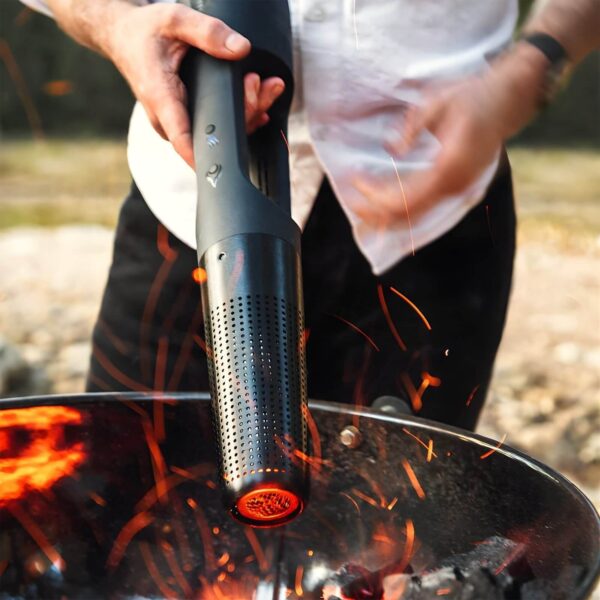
[386,104,432,156]
[256,77,285,113]
[166,6,250,59]
[244,73,260,123]
[151,93,194,167]
[351,166,444,225]
[244,74,284,133]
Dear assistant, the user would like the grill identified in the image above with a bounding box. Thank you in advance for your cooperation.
[0,393,598,599]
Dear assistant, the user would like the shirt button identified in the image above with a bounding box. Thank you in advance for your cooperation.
[305,4,326,21]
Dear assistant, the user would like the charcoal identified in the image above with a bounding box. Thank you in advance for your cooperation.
[400,566,508,599]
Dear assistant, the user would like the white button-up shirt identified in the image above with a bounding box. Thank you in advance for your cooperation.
[23,0,518,273]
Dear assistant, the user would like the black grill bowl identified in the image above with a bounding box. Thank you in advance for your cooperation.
[0,393,598,599]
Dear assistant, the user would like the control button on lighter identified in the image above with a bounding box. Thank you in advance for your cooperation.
[206,164,222,188]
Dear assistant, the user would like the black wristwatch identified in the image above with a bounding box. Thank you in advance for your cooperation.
[520,32,571,109]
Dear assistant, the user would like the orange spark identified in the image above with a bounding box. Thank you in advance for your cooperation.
[466,384,480,407]
[422,372,441,387]
[400,373,423,412]
[396,519,416,575]
[387,497,398,511]
[402,427,438,458]
[135,464,212,513]
[390,287,432,330]
[330,314,380,351]
[302,404,322,463]
[401,459,426,500]
[217,552,230,567]
[9,505,65,571]
[244,528,268,572]
[154,336,169,393]
[480,433,508,460]
[107,511,154,568]
[359,469,388,507]
[142,419,169,505]
[170,466,197,480]
[161,541,193,597]
[192,505,217,572]
[351,488,380,508]
[295,565,304,597]
[436,588,452,596]
[341,492,361,515]
[89,492,107,507]
[372,534,394,545]
[377,284,407,351]
[280,129,290,154]
[42,80,73,96]
[93,346,152,392]
[192,267,207,284]
[157,225,177,262]
[426,439,434,463]
[0,39,43,139]
[167,301,204,391]
[139,541,178,599]
[494,545,524,575]
[140,225,178,382]
[390,156,415,256]
[193,332,210,355]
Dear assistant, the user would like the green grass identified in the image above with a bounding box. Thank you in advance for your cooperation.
[1,139,598,244]
[0,138,129,229]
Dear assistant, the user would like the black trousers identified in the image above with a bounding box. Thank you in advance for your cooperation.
[87,160,515,430]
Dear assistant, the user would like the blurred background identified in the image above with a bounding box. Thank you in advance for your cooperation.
[0,0,599,521]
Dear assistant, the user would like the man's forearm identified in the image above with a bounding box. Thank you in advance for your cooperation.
[483,0,599,140]
[46,0,147,58]
[524,0,600,64]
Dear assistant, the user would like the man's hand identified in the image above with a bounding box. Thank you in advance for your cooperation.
[47,0,285,167]
[351,77,506,225]
[350,44,548,225]
[351,0,600,225]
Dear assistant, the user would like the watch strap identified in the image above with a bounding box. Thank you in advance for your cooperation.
[520,32,568,65]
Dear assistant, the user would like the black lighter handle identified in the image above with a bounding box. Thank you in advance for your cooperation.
[180,0,298,260]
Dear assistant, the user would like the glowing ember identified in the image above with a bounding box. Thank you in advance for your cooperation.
[192,267,208,284]
[0,406,86,505]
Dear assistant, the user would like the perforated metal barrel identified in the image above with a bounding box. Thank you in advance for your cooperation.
[200,233,308,526]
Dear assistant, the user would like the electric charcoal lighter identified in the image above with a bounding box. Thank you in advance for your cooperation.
[181,0,309,527]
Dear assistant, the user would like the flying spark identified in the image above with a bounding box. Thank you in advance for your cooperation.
[401,459,426,500]
[480,433,508,460]
[390,287,432,330]
[390,156,415,255]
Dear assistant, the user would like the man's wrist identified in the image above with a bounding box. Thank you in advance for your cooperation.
[484,42,551,139]
[97,0,147,59]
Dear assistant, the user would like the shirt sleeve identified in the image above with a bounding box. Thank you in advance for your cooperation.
[19,0,54,18]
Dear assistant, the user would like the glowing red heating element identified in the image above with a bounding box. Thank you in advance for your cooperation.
[236,487,302,525]
[0,406,86,505]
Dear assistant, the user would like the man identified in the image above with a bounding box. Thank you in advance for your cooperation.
[22,0,599,429]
